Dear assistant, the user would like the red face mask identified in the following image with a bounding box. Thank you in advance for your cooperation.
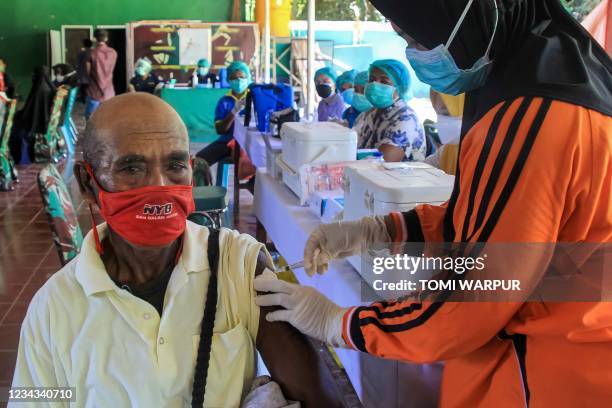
[85,164,195,253]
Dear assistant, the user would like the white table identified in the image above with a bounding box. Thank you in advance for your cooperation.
[233,119,282,169]
[253,168,442,407]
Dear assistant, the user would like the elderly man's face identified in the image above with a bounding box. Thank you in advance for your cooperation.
[76,93,191,201]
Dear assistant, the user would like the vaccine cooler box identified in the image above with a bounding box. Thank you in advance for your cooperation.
[343,161,455,273]
[277,122,357,204]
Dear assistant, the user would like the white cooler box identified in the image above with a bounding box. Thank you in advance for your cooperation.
[277,122,357,204]
[343,161,455,274]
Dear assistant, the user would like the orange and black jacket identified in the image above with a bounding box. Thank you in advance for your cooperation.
[354,0,612,406]
[342,98,611,406]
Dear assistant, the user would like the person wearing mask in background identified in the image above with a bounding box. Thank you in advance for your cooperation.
[52,63,79,89]
[424,90,465,174]
[10,93,344,407]
[353,59,426,162]
[76,38,93,103]
[336,69,356,107]
[10,66,55,164]
[430,89,464,145]
[128,58,164,94]
[195,61,251,166]
[190,58,218,88]
[315,67,345,122]
[342,70,373,128]
[254,0,612,406]
[85,29,117,120]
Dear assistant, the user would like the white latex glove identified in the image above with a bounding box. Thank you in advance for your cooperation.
[304,216,391,276]
[254,269,347,347]
[232,98,246,115]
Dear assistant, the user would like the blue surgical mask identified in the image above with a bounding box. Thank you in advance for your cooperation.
[341,88,355,105]
[404,0,498,95]
[230,78,249,94]
[135,67,147,76]
[365,82,397,109]
[197,67,209,76]
[351,93,373,112]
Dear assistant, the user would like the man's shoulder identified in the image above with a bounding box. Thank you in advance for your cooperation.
[28,258,86,317]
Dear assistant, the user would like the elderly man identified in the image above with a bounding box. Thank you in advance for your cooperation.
[11,93,343,407]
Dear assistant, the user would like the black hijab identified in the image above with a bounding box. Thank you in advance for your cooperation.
[18,66,56,134]
[370,0,612,132]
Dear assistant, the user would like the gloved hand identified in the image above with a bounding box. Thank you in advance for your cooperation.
[254,269,347,347]
[304,216,391,276]
[232,99,246,115]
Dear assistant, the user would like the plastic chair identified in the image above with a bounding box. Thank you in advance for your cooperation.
[59,87,79,155]
[34,87,68,163]
[37,163,84,265]
[189,186,229,229]
[0,100,19,191]
[215,156,233,187]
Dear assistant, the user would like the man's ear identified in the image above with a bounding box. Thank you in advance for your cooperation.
[74,161,97,204]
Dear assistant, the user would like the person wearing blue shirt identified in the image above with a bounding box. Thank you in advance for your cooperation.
[195,61,251,166]
[342,70,373,128]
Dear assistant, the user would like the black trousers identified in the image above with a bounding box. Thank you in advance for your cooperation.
[78,84,88,103]
[195,139,232,166]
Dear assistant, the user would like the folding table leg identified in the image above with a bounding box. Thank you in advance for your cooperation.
[233,144,240,217]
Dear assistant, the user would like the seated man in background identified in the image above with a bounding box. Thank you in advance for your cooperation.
[190,58,218,88]
[11,93,344,407]
[52,63,79,89]
[195,61,250,166]
[128,58,163,94]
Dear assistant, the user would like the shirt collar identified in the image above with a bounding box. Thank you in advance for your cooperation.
[75,222,208,297]
[75,223,118,296]
[227,90,247,101]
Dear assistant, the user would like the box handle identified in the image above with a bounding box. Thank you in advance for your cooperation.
[308,145,333,165]
[276,156,297,176]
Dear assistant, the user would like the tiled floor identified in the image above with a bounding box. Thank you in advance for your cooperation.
[0,103,258,392]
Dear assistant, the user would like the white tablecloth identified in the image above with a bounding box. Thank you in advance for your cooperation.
[233,119,282,168]
[253,169,442,407]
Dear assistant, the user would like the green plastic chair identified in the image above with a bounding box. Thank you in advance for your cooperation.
[37,163,84,265]
[59,87,79,155]
[34,87,68,163]
[0,99,18,191]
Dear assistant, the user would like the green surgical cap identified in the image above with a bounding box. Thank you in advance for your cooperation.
[197,58,210,68]
[135,58,152,73]
[227,61,251,81]
[369,59,411,100]
[336,69,356,88]
[354,70,369,87]
[315,66,337,82]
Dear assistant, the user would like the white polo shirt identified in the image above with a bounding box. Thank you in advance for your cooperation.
[11,222,265,407]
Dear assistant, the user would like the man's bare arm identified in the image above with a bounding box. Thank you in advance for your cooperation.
[254,251,345,408]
